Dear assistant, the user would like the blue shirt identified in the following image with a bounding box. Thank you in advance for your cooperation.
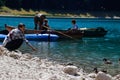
[72,24,78,30]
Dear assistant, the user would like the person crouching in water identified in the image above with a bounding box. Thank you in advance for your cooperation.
[2,23,36,51]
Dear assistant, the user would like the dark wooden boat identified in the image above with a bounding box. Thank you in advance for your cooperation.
[25,27,107,39]
[0,24,83,39]
[51,27,107,37]
[25,29,83,39]
[1,24,107,40]
[78,27,107,37]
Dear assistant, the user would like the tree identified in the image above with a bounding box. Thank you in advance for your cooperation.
[0,0,6,7]
[1,0,120,12]
[5,0,23,9]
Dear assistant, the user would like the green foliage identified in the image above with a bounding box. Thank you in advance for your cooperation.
[0,6,12,12]
[0,0,120,17]
[2,0,120,11]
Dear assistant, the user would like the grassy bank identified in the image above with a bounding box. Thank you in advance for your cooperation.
[0,6,82,17]
[0,6,120,18]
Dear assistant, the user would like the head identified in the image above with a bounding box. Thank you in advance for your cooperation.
[44,19,48,23]
[72,19,76,24]
[37,13,46,18]
[18,23,25,32]
[41,15,46,20]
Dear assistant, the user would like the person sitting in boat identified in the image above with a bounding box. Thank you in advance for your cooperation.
[2,23,36,51]
[68,19,78,30]
[43,19,50,30]
[71,19,78,30]
[34,13,46,30]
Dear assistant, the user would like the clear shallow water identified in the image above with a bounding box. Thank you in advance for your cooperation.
[0,16,120,75]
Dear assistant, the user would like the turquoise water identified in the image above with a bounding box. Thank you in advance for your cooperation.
[0,16,120,75]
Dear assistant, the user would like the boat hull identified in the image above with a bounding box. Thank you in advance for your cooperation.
[0,34,59,42]
[1,25,107,39]
[25,27,107,38]
[25,29,83,39]
[79,27,107,37]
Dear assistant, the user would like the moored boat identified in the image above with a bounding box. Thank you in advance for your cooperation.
[25,27,107,38]
[24,26,107,38]
[0,24,107,40]
[53,27,107,37]
[25,29,83,39]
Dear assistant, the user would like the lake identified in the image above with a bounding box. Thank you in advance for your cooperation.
[0,16,120,75]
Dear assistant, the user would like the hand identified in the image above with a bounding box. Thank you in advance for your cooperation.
[32,47,37,51]
[26,42,37,51]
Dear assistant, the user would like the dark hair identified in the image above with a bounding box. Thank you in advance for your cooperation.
[72,19,76,24]
[42,15,46,18]
[44,19,48,22]
[18,23,25,28]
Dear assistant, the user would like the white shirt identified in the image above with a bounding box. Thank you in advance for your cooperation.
[2,28,28,46]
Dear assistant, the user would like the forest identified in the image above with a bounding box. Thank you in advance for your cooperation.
[0,0,120,13]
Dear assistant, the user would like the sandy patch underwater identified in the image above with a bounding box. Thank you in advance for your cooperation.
[0,46,119,80]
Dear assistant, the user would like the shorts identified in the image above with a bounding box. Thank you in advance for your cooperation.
[4,39,23,51]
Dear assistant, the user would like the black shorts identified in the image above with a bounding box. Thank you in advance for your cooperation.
[4,39,23,51]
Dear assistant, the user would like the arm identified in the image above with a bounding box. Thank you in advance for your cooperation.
[24,38,37,51]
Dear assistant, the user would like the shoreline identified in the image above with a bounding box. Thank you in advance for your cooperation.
[0,7,120,19]
[0,13,120,19]
[0,46,119,80]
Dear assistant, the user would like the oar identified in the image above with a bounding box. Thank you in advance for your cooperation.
[48,30,51,42]
[54,30,73,39]
[43,26,75,40]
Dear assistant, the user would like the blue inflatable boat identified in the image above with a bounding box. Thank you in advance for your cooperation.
[0,34,59,41]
